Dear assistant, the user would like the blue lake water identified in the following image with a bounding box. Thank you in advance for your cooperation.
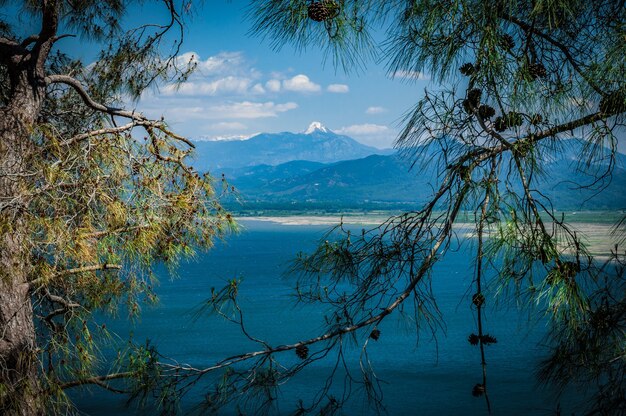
[73,219,581,415]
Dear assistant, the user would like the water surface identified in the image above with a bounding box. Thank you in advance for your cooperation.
[73,219,582,415]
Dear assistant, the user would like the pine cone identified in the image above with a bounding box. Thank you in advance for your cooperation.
[467,88,482,107]
[494,116,507,132]
[478,105,495,119]
[369,329,381,341]
[296,344,309,360]
[528,63,547,79]
[308,1,340,22]
[459,62,475,76]
[462,99,474,114]
[472,383,486,397]
[472,293,485,307]
[480,334,498,345]
[559,261,580,279]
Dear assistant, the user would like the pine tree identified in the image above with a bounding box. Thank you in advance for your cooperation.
[0,2,234,414]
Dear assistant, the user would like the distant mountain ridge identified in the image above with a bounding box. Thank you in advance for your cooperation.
[225,139,626,211]
[187,124,625,210]
[190,122,392,171]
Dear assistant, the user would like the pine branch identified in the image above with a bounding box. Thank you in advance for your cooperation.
[45,74,194,147]
[54,264,122,278]
[501,14,606,96]
[28,264,122,289]
[165,173,471,378]
[44,74,145,120]
[58,371,134,391]
[62,120,161,146]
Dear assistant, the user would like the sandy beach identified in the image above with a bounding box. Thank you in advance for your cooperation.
[240,212,623,257]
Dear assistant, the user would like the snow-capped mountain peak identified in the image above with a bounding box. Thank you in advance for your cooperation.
[304,121,330,134]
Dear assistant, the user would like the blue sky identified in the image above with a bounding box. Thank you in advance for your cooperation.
[5,1,624,152]
[118,1,431,149]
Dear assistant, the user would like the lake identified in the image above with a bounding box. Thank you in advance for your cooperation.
[72,219,584,415]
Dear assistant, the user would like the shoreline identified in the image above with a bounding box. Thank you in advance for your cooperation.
[238,212,623,258]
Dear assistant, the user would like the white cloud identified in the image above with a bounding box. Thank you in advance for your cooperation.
[391,70,431,81]
[336,124,394,148]
[141,99,298,124]
[265,79,281,92]
[365,106,387,114]
[327,84,349,93]
[337,124,389,135]
[283,74,321,93]
[179,51,248,76]
[161,76,252,97]
[251,83,266,94]
[207,101,298,119]
[161,51,264,98]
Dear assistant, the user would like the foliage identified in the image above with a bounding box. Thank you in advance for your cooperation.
[0,1,234,414]
[1,0,625,415]
[211,1,624,414]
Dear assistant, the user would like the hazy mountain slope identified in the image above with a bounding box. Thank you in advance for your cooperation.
[229,142,626,210]
[190,122,392,170]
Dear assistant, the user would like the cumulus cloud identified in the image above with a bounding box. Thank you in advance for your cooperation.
[161,76,252,97]
[327,84,349,93]
[265,79,281,92]
[175,51,249,76]
[283,74,321,93]
[365,106,387,114]
[161,51,263,98]
[207,101,298,119]
[251,83,266,94]
[141,99,298,124]
[336,123,394,148]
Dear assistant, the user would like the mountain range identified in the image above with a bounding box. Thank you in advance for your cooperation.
[190,122,392,170]
[190,123,626,211]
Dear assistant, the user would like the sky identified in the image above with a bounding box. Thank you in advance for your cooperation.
[59,1,431,149]
[4,1,624,152]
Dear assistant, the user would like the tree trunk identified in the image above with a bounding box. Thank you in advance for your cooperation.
[0,70,45,415]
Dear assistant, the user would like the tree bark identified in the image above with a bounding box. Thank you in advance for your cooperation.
[0,61,46,416]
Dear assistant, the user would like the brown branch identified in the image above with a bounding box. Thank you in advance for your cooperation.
[32,0,60,70]
[532,112,606,141]
[55,264,122,278]
[170,177,471,377]
[453,111,608,170]
[44,74,142,119]
[29,264,122,289]
[61,121,164,146]
[59,371,134,391]
[0,37,24,65]
[20,35,39,49]
[81,225,148,239]
[38,0,59,41]
[501,14,605,96]
[44,289,80,309]
[44,74,195,148]
[0,36,18,49]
